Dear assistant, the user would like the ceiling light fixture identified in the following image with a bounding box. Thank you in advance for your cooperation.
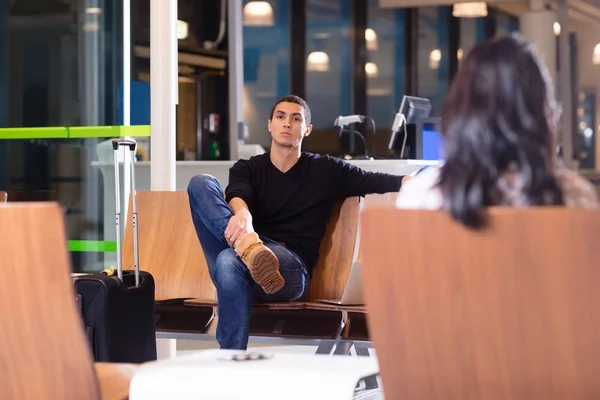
[243,1,274,27]
[453,2,488,18]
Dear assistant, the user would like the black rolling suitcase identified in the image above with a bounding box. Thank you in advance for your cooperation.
[73,139,157,363]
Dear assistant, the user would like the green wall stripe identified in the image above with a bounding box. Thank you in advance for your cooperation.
[0,125,150,140]
[68,240,117,253]
[0,127,68,139]
[68,125,151,138]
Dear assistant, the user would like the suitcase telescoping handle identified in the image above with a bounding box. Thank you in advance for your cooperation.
[112,139,140,287]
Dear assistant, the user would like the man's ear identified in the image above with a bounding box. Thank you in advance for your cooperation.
[267,119,272,133]
[304,124,313,138]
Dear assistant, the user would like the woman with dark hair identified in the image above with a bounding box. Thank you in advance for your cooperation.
[396,33,598,228]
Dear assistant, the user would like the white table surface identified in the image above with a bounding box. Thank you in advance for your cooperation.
[129,349,380,400]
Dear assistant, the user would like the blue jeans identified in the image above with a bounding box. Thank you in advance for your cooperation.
[187,174,309,350]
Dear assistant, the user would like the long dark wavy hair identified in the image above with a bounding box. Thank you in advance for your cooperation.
[437,33,564,229]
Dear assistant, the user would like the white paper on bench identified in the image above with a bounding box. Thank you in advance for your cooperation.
[129,349,380,400]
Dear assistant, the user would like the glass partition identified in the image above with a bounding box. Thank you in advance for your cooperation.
[0,0,147,272]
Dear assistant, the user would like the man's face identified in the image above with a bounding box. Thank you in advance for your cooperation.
[268,102,312,149]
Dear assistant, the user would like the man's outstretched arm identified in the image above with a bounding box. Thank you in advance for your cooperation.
[330,156,408,198]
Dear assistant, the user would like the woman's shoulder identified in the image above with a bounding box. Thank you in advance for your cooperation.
[395,166,443,209]
[556,168,600,208]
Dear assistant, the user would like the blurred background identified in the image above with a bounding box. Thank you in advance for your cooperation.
[1,0,598,271]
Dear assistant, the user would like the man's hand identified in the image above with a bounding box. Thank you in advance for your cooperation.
[225,209,254,247]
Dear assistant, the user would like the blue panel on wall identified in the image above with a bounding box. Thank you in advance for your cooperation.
[476,18,486,43]
[0,0,7,129]
[340,0,352,115]
[276,0,289,98]
[244,47,261,83]
[509,16,519,32]
[242,0,292,141]
[436,7,450,115]
[117,80,151,125]
[242,0,290,94]
[0,0,9,189]
[394,9,406,106]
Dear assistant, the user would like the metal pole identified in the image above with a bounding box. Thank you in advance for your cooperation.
[228,0,243,160]
[81,0,104,270]
[0,0,9,190]
[557,0,573,168]
[150,0,177,190]
[122,0,132,234]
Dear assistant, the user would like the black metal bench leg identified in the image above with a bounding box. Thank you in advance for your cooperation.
[333,339,354,355]
[315,339,336,355]
[354,342,379,390]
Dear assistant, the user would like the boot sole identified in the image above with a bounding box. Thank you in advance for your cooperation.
[248,247,285,294]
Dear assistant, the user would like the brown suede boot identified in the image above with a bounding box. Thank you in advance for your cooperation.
[234,232,284,294]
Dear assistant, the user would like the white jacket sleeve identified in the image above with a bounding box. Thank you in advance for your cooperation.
[395,167,444,210]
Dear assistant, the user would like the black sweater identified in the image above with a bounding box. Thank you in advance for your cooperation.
[225,152,403,276]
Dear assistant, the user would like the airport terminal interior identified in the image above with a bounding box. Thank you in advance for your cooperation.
[2,0,600,398]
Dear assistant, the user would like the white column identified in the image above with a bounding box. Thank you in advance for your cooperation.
[520,0,574,168]
[150,0,177,190]
[519,5,557,89]
[150,0,178,359]
[556,0,573,168]
[228,0,243,160]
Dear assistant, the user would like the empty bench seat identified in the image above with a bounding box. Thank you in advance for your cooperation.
[122,191,216,333]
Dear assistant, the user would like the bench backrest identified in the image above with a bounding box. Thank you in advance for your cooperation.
[123,191,362,302]
[306,192,398,301]
[361,206,600,400]
[123,191,216,301]
[355,192,398,261]
[305,196,361,300]
[0,203,100,399]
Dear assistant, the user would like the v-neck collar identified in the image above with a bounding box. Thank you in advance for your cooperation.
[268,152,305,175]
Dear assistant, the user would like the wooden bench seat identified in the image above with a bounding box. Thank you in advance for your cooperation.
[122,190,393,343]
[361,206,600,399]
[122,191,216,303]
[121,191,217,333]
[182,191,396,312]
[180,195,362,339]
[183,194,361,306]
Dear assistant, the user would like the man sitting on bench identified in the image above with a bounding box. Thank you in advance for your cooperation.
[187,94,407,350]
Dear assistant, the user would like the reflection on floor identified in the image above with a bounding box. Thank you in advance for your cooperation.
[175,340,384,399]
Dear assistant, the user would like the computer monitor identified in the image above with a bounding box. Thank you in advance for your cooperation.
[399,96,433,124]
[416,117,444,160]
[388,96,433,157]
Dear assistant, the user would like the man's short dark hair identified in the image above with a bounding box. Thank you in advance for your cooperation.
[269,95,312,125]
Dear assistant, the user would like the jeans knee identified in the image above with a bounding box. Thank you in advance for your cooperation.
[188,174,219,201]
[211,249,250,289]
[188,174,218,192]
